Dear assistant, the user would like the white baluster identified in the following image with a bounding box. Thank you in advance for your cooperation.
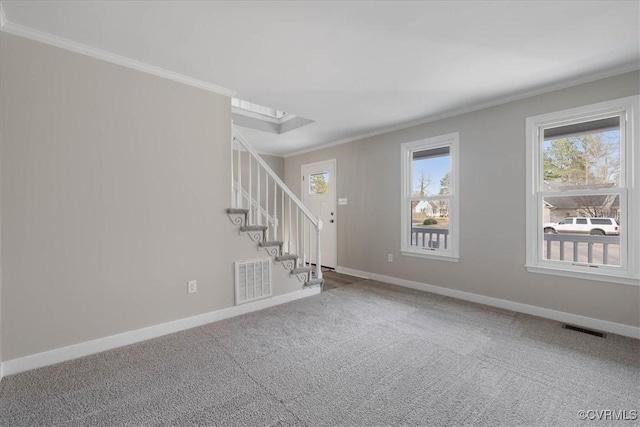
[302,218,306,266]
[288,199,292,255]
[248,155,252,224]
[237,149,242,208]
[274,181,278,241]
[231,140,234,207]
[308,218,311,267]
[265,171,269,239]
[257,163,261,226]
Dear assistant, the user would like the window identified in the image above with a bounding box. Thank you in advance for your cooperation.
[231,98,314,134]
[231,98,289,121]
[526,96,639,285]
[401,133,459,261]
[308,172,329,195]
[591,219,611,225]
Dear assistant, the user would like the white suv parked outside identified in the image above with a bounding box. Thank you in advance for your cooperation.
[543,217,619,235]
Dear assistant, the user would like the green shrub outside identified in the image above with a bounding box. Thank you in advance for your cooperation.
[423,218,438,225]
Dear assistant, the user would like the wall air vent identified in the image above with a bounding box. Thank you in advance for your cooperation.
[234,258,272,305]
[562,324,606,338]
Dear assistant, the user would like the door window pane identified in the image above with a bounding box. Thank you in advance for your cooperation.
[308,172,329,195]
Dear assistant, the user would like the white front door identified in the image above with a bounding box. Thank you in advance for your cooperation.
[301,160,337,269]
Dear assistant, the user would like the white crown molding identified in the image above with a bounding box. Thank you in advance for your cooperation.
[284,63,640,158]
[0,20,236,98]
[335,266,640,339]
[0,286,320,377]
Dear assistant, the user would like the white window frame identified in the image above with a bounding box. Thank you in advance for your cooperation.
[401,133,460,261]
[525,95,639,286]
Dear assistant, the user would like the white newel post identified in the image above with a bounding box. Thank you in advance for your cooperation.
[316,217,323,280]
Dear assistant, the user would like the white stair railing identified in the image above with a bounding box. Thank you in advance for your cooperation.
[231,125,323,282]
[233,180,277,230]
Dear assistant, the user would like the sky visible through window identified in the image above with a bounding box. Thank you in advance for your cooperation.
[413,154,450,196]
[543,129,620,187]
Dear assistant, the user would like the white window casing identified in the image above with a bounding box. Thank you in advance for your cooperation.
[525,95,639,286]
[401,132,460,261]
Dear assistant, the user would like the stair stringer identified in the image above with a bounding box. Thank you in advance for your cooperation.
[226,209,323,288]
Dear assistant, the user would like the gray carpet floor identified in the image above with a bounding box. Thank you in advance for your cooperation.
[0,279,638,426]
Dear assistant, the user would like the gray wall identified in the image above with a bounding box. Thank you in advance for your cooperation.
[262,155,285,180]
[285,71,640,328]
[0,33,300,361]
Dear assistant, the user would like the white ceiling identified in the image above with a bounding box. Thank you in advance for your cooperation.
[2,1,639,156]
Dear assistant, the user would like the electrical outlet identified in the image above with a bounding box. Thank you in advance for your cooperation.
[187,280,197,294]
[388,254,393,262]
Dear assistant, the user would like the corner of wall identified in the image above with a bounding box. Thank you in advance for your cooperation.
[0,3,7,29]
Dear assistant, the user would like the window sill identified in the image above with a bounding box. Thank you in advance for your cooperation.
[401,250,459,262]
[525,264,639,287]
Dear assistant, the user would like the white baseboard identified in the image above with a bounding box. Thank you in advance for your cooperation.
[335,266,640,339]
[333,267,369,279]
[1,287,321,377]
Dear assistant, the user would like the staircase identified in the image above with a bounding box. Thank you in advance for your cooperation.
[227,125,324,288]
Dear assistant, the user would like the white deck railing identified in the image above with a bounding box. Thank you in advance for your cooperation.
[411,227,449,249]
[543,234,620,266]
[231,125,323,281]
